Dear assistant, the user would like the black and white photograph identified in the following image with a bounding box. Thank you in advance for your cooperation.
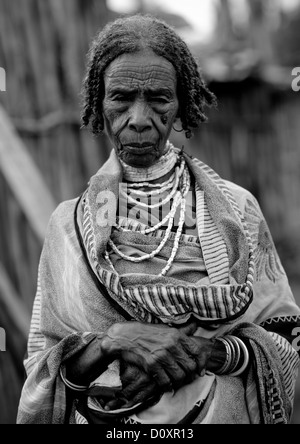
[0,0,300,426]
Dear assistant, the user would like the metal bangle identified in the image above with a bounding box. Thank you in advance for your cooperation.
[226,335,241,374]
[60,367,89,392]
[215,337,232,375]
[229,337,250,377]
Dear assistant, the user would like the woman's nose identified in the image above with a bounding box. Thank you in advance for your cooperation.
[128,102,152,133]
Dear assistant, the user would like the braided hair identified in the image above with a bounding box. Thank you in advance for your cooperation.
[81,14,217,138]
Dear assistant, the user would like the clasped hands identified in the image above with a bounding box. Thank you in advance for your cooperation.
[99,320,215,411]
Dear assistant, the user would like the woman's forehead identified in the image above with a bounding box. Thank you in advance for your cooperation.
[104,51,177,90]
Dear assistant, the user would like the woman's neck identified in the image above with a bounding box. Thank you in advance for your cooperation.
[120,142,178,184]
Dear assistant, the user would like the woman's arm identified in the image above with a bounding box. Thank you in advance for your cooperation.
[64,321,228,391]
[65,334,114,387]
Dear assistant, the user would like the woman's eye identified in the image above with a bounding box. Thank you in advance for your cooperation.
[113,96,130,102]
[151,98,169,104]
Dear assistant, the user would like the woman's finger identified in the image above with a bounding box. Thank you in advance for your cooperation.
[182,336,214,376]
[121,349,172,389]
[104,374,160,411]
[120,362,141,385]
[178,320,198,337]
[121,382,160,409]
[155,350,187,386]
[122,378,159,404]
[104,395,128,411]
[122,371,152,399]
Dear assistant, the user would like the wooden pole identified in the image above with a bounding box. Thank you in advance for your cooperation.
[0,105,57,243]
[0,262,31,339]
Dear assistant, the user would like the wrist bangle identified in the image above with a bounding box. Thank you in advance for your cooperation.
[215,337,232,375]
[226,335,241,374]
[229,337,249,377]
[60,367,89,392]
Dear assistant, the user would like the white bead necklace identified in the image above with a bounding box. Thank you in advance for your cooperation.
[106,151,191,277]
[127,173,175,190]
[120,141,178,183]
[160,166,190,276]
[125,175,175,197]
[120,157,185,210]
[108,191,181,263]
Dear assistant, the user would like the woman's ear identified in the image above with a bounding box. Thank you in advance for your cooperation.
[172,116,184,134]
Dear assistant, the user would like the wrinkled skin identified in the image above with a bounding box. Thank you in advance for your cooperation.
[102,49,179,168]
[101,321,215,411]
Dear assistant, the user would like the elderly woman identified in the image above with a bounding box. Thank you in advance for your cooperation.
[17,14,300,424]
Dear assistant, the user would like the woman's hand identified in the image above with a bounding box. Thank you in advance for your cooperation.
[101,320,215,393]
[64,320,224,408]
[104,363,160,411]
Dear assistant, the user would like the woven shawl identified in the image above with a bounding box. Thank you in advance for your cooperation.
[82,148,255,325]
[16,148,300,424]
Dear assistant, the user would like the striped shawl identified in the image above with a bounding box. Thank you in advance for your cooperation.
[17,149,300,424]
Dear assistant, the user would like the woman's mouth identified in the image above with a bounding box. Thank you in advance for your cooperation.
[123,143,155,155]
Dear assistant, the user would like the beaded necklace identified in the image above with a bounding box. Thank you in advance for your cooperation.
[119,141,178,183]
[105,146,191,276]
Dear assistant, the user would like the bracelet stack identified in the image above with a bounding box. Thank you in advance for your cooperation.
[215,335,249,377]
[60,367,89,392]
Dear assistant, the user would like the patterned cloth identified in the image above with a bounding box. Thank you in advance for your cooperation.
[83,150,255,325]
[17,148,300,424]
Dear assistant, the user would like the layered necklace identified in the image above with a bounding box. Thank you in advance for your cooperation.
[105,144,191,277]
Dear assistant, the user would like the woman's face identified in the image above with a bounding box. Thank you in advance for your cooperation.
[102,50,179,168]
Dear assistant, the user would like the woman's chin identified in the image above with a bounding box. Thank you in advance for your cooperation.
[121,152,157,168]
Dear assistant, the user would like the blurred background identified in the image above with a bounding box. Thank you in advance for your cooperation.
[0,0,300,424]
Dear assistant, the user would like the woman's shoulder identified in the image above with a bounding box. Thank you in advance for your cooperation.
[45,197,81,236]
[51,197,79,220]
[223,179,261,215]
[224,179,254,198]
